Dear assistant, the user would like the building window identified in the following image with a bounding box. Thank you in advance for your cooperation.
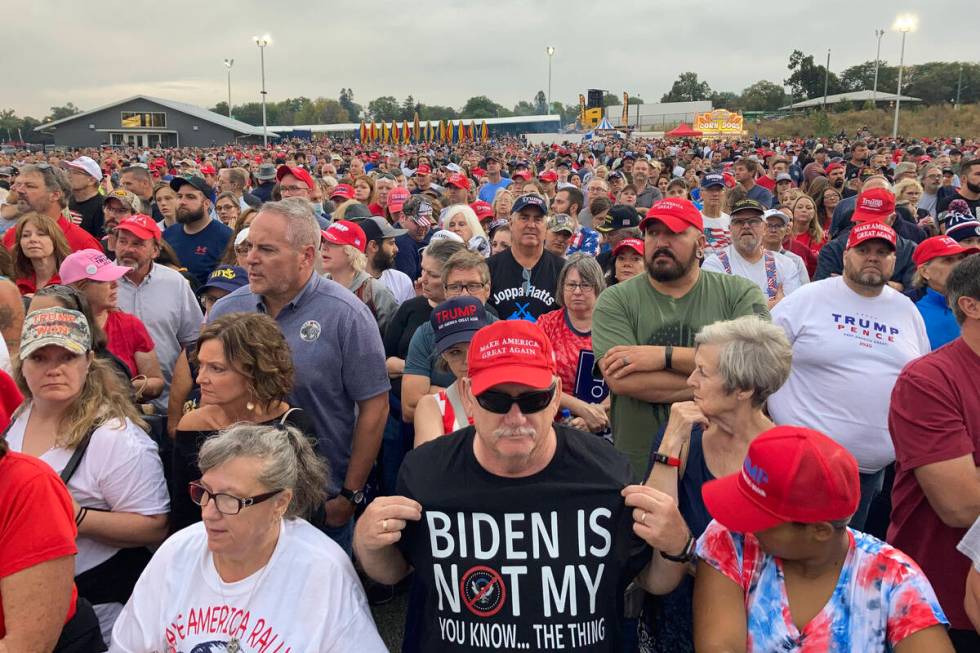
[121,111,166,128]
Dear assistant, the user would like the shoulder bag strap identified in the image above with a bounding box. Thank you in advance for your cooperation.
[279,406,300,426]
[445,384,469,431]
[60,428,96,485]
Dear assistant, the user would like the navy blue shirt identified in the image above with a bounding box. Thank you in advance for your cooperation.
[163,219,233,285]
[394,232,428,280]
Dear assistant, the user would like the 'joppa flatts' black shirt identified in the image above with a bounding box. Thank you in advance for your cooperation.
[487,248,564,322]
[396,425,651,652]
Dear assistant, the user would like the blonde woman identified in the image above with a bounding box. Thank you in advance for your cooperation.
[6,307,169,641]
[790,194,824,278]
[895,177,933,234]
[442,204,489,256]
[320,220,397,334]
[492,187,515,220]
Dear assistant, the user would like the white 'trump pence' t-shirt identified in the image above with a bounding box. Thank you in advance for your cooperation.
[767,277,929,472]
[110,519,387,653]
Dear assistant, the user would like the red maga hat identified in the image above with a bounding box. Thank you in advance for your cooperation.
[638,198,704,234]
[912,235,979,266]
[467,321,556,396]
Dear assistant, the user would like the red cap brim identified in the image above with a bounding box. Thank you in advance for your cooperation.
[639,214,693,234]
[702,474,786,534]
[469,365,554,397]
[115,223,159,241]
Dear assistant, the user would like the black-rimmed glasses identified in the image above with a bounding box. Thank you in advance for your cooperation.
[189,481,282,516]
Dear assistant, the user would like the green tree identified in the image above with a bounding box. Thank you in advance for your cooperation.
[839,60,898,94]
[661,72,712,102]
[339,88,362,121]
[785,50,842,101]
[534,91,548,114]
[512,101,536,117]
[711,91,742,111]
[460,96,509,118]
[418,104,458,121]
[367,96,401,121]
[740,81,785,111]
[211,101,230,116]
[602,92,621,106]
[905,62,980,105]
[229,102,264,125]
[47,102,81,122]
[401,95,416,120]
[627,95,643,105]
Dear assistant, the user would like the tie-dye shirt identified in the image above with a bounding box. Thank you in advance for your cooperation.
[696,520,947,652]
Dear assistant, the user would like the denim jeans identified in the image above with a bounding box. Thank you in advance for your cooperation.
[850,469,885,532]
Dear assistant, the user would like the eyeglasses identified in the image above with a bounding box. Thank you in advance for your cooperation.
[279,185,309,193]
[476,384,556,415]
[446,282,487,294]
[564,281,594,292]
[731,218,764,228]
[104,205,132,215]
[188,481,283,516]
[765,223,787,231]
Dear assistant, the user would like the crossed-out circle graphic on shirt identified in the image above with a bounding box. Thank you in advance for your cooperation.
[460,565,507,618]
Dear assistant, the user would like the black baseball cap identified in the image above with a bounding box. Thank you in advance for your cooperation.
[596,204,640,233]
[512,194,547,215]
[170,175,214,199]
[431,296,489,355]
[730,199,767,218]
[355,216,406,242]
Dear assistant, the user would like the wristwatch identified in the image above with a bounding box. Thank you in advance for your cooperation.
[651,452,681,468]
[339,487,366,505]
[660,532,696,564]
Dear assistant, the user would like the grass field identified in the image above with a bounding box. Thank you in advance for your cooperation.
[747,104,980,139]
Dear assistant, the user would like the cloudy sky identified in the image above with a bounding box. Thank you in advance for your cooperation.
[7,0,973,119]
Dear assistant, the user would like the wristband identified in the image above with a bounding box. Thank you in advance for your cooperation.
[660,532,696,563]
[75,507,89,528]
[664,344,674,370]
[651,452,681,468]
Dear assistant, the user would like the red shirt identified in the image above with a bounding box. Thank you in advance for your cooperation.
[537,308,594,395]
[887,337,980,630]
[3,214,102,253]
[0,451,78,637]
[784,237,818,279]
[755,175,777,192]
[0,371,23,431]
[14,271,61,296]
[368,202,386,217]
[103,310,155,376]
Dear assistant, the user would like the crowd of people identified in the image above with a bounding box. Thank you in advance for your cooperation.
[0,130,979,653]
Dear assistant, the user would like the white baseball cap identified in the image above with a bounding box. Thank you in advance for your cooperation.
[60,156,102,182]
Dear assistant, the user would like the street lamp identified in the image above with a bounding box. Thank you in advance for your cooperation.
[872,29,884,106]
[546,46,555,113]
[891,14,917,139]
[253,34,271,147]
[222,58,234,118]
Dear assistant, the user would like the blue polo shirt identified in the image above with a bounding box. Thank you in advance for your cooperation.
[914,287,960,350]
[163,219,233,285]
[478,178,512,203]
[208,273,390,494]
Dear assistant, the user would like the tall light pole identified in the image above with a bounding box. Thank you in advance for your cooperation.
[222,58,234,118]
[872,29,884,106]
[253,34,271,147]
[823,49,831,109]
[546,46,555,113]
[891,14,917,139]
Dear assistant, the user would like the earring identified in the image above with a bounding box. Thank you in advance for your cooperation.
[246,401,255,411]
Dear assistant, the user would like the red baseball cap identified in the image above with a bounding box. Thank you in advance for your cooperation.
[388,187,410,213]
[638,198,704,234]
[912,235,980,266]
[320,220,366,253]
[471,167,486,178]
[511,170,532,181]
[415,164,432,175]
[331,183,355,201]
[276,165,314,190]
[467,321,556,396]
[470,201,494,221]
[446,173,471,190]
[613,238,644,256]
[538,170,558,183]
[850,188,896,223]
[702,425,860,533]
[116,214,161,241]
[846,221,897,250]
[825,162,845,174]
[199,165,216,175]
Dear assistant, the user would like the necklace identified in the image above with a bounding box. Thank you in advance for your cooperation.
[215,527,280,652]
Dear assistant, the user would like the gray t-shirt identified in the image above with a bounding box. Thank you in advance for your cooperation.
[209,273,390,495]
[404,311,500,388]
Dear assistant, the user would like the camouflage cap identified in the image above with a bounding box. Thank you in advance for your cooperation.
[19,307,92,361]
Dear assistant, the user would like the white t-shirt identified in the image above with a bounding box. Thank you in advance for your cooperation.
[701,212,731,255]
[380,268,416,305]
[110,520,387,653]
[778,247,811,285]
[768,277,930,472]
[0,332,9,375]
[957,517,980,572]
[702,245,804,297]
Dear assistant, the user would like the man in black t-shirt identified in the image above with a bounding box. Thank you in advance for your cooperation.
[62,156,105,238]
[355,321,663,653]
[938,158,980,220]
[487,194,564,322]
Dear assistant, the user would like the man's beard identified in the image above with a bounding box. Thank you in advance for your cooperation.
[646,246,699,282]
[371,248,394,272]
[967,181,980,194]
[176,206,205,224]
[845,266,887,289]
[832,178,844,189]
[734,234,761,258]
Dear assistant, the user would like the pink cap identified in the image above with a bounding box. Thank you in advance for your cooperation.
[59,248,131,284]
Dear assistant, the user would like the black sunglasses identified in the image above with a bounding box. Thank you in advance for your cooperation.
[476,384,556,414]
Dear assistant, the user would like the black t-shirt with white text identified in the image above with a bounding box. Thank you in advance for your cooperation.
[396,425,651,652]
[487,248,563,322]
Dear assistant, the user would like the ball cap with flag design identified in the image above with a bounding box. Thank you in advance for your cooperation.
[321,220,366,252]
[116,214,162,241]
[275,165,315,190]
[388,186,411,213]
[596,204,640,234]
[846,221,897,250]
[701,425,860,533]
[912,235,980,266]
[638,198,704,234]
[59,248,131,285]
[60,156,102,182]
[850,188,896,223]
[467,320,556,396]
[19,307,92,361]
[331,183,355,201]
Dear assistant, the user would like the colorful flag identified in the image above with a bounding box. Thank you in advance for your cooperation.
[480,120,489,142]
[413,112,421,142]
[370,122,377,142]
[439,120,447,142]
[382,121,390,143]
[359,121,367,142]
[402,119,410,143]
[622,93,629,126]
[393,121,401,143]
[458,120,465,142]
[426,120,432,142]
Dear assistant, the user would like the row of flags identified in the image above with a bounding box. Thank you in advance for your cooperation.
[358,113,490,143]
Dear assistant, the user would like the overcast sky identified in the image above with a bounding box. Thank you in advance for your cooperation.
[6,0,975,119]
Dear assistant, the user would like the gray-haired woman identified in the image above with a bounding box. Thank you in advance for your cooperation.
[110,424,387,653]
[624,316,792,653]
[536,253,610,433]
